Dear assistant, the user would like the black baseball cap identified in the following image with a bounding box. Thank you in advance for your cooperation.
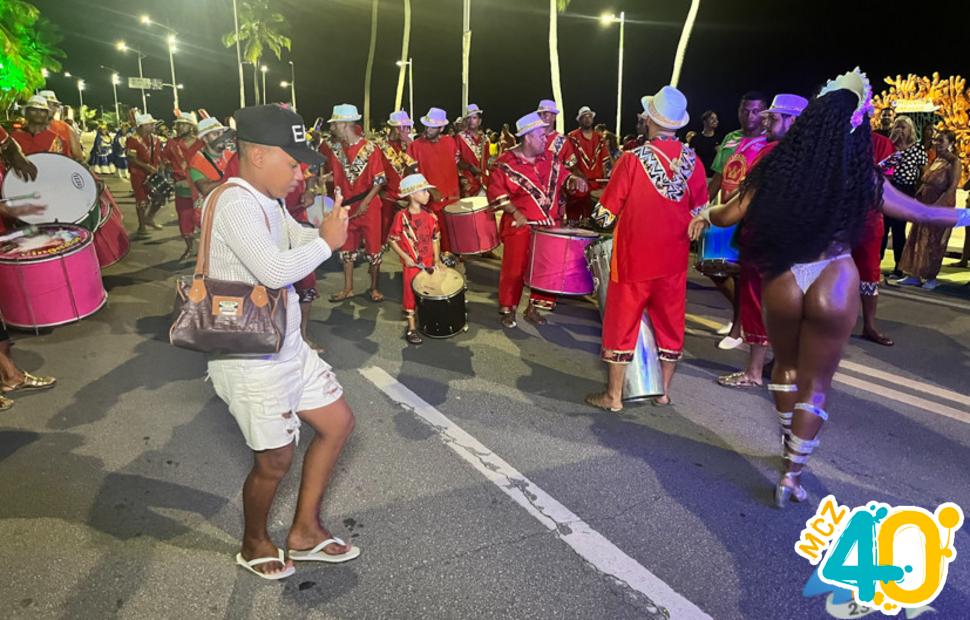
[234,104,324,166]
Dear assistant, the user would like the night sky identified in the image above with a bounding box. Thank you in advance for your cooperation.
[31,0,967,136]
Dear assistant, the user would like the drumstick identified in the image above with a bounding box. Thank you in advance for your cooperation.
[0,226,37,243]
[0,192,41,204]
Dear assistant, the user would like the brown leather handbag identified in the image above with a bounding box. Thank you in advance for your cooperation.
[169,182,288,354]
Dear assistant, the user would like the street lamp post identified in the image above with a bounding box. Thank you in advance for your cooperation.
[288,61,297,112]
[116,41,148,113]
[167,35,180,111]
[140,16,180,111]
[600,12,625,138]
[100,65,122,121]
[231,0,245,108]
[396,58,414,119]
[260,65,268,105]
[77,79,86,130]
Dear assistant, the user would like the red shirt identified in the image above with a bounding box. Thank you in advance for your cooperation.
[567,128,610,188]
[11,127,70,156]
[457,130,490,195]
[750,140,778,168]
[379,137,417,201]
[719,135,768,200]
[600,137,709,281]
[388,208,439,265]
[162,137,203,182]
[319,137,385,215]
[544,130,577,168]
[487,147,568,229]
[125,134,163,182]
[283,164,311,222]
[872,132,895,166]
[408,135,460,208]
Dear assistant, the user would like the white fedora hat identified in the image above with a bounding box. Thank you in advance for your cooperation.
[24,95,50,111]
[576,106,596,122]
[641,85,690,130]
[135,113,156,127]
[328,103,362,123]
[515,112,548,137]
[536,99,560,114]
[388,110,413,127]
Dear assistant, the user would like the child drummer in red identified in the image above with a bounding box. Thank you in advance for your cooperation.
[387,173,443,345]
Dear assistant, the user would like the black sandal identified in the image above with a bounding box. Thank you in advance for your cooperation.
[405,330,424,345]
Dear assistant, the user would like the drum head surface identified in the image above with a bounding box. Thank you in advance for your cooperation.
[444,196,489,214]
[413,267,465,298]
[537,227,600,238]
[0,224,91,262]
[2,153,98,225]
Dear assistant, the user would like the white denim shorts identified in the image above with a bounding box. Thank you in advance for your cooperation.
[207,342,343,451]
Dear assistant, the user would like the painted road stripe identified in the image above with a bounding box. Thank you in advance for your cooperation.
[838,360,970,408]
[360,366,711,620]
[833,372,970,425]
[880,285,970,312]
[685,313,969,420]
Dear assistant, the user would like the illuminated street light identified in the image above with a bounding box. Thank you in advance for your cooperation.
[115,41,149,113]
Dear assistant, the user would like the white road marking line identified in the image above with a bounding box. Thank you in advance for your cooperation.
[879,286,970,312]
[833,372,970,425]
[838,360,970,408]
[359,366,711,620]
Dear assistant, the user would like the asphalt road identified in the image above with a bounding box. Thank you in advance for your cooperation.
[1,177,968,620]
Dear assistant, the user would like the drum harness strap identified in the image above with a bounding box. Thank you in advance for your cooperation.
[494,153,562,227]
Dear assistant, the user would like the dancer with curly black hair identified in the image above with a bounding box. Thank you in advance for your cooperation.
[689,69,970,508]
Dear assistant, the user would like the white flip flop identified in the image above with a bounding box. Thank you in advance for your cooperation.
[288,537,361,563]
[235,548,295,580]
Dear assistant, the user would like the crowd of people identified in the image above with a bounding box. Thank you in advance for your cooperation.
[1,69,969,578]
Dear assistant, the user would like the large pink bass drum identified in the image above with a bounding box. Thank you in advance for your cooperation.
[93,182,130,267]
[525,227,599,295]
[442,196,499,255]
[0,224,107,328]
[1,152,101,230]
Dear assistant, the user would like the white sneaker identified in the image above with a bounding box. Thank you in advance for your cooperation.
[921,279,940,290]
[894,276,921,286]
[717,336,744,350]
[716,322,733,336]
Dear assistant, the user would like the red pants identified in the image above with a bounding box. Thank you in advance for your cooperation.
[174,196,199,237]
[853,214,884,296]
[498,225,556,311]
[601,271,687,363]
[340,201,383,262]
[381,197,399,245]
[401,265,420,313]
[130,172,149,204]
[430,199,455,254]
[738,261,768,345]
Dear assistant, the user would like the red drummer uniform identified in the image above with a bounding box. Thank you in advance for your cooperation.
[731,137,774,347]
[378,137,417,243]
[599,136,708,363]
[457,129,490,197]
[545,130,578,169]
[487,146,569,313]
[856,132,896,296]
[566,128,610,220]
[408,134,460,252]
[125,133,163,204]
[10,125,71,156]
[388,208,440,315]
[283,164,320,303]
[319,136,386,264]
[162,136,204,236]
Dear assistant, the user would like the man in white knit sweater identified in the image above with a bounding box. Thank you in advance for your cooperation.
[204,105,358,580]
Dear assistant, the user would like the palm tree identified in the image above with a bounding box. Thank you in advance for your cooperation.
[223,0,291,107]
[394,0,412,113]
[0,1,65,114]
[670,0,702,87]
[363,0,380,133]
[548,0,570,133]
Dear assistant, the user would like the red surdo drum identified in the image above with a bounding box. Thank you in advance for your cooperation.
[442,197,499,255]
[93,182,130,267]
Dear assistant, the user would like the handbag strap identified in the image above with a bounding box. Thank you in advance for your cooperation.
[194,181,271,279]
